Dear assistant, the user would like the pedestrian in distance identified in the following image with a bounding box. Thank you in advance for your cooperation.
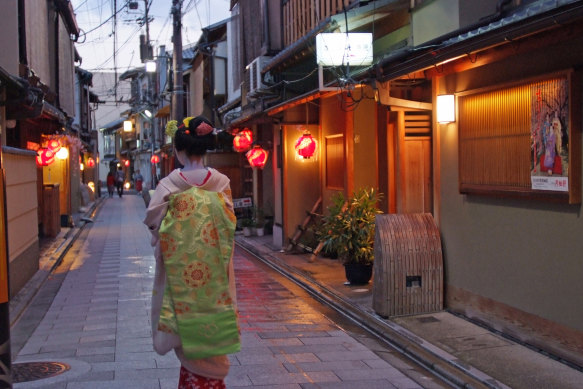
[106,171,115,198]
[133,169,144,195]
[144,116,240,389]
[114,166,125,197]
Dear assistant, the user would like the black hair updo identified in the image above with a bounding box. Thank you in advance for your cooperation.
[173,116,216,156]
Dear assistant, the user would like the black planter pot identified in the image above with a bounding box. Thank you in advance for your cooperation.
[344,263,373,285]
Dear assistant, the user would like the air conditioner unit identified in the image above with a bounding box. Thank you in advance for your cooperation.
[246,56,272,94]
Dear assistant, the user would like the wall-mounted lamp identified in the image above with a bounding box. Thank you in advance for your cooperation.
[123,120,133,132]
[145,60,157,73]
[144,109,152,118]
[437,94,455,124]
[56,147,69,160]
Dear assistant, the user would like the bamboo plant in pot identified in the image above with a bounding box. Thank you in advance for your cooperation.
[320,187,382,284]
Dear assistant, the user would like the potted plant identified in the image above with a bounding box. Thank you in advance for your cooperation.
[240,217,255,237]
[253,206,266,236]
[320,187,382,284]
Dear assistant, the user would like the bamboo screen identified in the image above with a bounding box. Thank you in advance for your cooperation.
[459,83,533,191]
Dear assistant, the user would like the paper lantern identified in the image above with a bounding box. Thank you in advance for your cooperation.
[124,159,130,167]
[295,131,317,159]
[56,147,69,160]
[86,158,95,168]
[246,145,268,169]
[47,139,61,151]
[150,154,160,164]
[233,128,253,152]
[36,148,55,166]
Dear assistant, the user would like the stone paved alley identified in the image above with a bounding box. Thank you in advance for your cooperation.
[9,195,447,388]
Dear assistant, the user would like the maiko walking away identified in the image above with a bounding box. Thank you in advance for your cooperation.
[144,116,240,389]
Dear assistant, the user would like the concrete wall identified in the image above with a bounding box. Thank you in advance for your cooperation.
[438,35,583,333]
[0,0,19,75]
[412,0,498,46]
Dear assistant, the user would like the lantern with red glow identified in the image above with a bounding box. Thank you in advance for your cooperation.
[124,159,130,167]
[36,148,55,167]
[47,139,61,151]
[295,131,317,159]
[233,128,253,152]
[150,154,160,164]
[246,145,269,169]
[86,158,95,168]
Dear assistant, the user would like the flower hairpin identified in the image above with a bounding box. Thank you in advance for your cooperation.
[165,120,178,138]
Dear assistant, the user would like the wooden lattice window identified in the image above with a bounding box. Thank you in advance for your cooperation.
[458,71,581,203]
[326,134,344,189]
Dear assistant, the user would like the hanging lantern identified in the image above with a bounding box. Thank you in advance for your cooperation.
[86,158,95,168]
[246,145,268,169]
[295,131,317,159]
[124,159,130,167]
[36,148,55,167]
[233,128,253,152]
[47,139,61,151]
[150,154,160,164]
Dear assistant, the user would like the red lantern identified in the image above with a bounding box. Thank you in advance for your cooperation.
[295,131,317,159]
[150,154,160,164]
[124,159,130,167]
[86,158,95,168]
[47,139,61,151]
[233,128,253,152]
[36,148,55,166]
[246,145,268,169]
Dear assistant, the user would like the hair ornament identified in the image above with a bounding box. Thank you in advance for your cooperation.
[165,120,178,138]
[195,122,214,136]
[184,129,190,134]
[183,117,194,128]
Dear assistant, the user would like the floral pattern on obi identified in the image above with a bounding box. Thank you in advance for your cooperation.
[201,222,220,247]
[182,261,212,289]
[169,191,198,220]
[159,234,178,258]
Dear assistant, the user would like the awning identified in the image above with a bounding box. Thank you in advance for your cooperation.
[99,118,125,135]
[155,104,170,118]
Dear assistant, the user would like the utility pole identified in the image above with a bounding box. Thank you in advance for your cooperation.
[171,0,183,121]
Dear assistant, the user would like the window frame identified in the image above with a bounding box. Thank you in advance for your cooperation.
[457,70,581,204]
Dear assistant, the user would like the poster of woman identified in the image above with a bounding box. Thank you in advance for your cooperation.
[530,77,569,191]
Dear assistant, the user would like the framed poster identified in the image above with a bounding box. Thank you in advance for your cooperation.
[530,77,569,191]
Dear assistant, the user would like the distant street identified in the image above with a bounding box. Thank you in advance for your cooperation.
[10,195,448,388]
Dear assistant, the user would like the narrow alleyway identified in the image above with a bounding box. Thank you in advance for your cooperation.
[10,196,448,388]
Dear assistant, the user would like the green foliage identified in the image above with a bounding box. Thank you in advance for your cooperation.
[240,217,255,228]
[319,187,382,265]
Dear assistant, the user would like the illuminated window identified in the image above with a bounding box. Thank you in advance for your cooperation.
[458,73,580,203]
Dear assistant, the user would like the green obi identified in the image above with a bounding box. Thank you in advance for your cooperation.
[158,186,239,359]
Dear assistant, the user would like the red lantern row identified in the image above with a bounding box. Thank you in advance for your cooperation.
[233,128,253,152]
